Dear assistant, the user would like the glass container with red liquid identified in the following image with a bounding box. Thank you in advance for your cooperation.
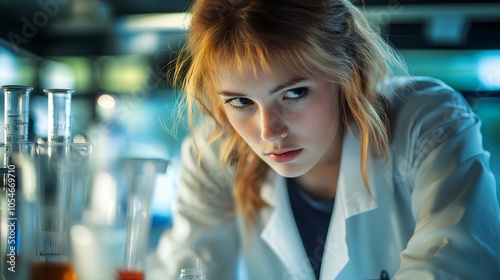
[116,269,144,280]
[71,158,168,280]
[30,262,77,280]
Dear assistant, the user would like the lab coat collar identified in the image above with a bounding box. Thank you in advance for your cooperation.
[336,127,380,219]
[260,127,381,279]
[320,127,380,279]
[260,173,316,279]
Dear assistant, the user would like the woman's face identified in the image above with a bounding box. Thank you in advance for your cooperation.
[217,63,342,178]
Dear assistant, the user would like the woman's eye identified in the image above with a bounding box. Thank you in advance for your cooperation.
[225,97,253,109]
[283,87,310,100]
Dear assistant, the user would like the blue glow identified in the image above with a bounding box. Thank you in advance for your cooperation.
[478,53,500,89]
[0,47,18,85]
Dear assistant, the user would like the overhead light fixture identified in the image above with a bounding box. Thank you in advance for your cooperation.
[119,13,192,32]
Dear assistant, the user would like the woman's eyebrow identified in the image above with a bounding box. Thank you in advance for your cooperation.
[218,90,247,97]
[218,77,307,97]
[270,77,307,95]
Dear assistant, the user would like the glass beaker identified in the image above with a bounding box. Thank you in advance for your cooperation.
[31,142,92,280]
[71,158,168,280]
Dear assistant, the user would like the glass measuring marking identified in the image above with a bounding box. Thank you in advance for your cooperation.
[44,89,74,143]
[2,85,33,150]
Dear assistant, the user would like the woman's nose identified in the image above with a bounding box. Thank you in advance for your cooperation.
[260,107,288,142]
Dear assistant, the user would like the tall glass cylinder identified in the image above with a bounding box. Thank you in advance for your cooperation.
[1,85,34,280]
[35,143,90,262]
[0,142,36,280]
[43,89,73,143]
[1,85,32,149]
[31,142,92,280]
[120,159,168,274]
[71,158,168,280]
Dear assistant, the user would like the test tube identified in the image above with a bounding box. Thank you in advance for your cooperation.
[44,89,73,143]
[34,89,74,271]
[1,85,33,279]
[1,85,33,148]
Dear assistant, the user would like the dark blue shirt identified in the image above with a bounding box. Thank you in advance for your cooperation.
[287,178,335,280]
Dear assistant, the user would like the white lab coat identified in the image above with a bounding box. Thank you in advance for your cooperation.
[155,77,500,280]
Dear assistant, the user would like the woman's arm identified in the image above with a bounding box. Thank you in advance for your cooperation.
[392,78,500,279]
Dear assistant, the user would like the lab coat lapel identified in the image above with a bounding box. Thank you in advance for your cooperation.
[320,128,379,280]
[260,173,316,279]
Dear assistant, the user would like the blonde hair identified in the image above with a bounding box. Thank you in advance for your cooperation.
[172,0,406,228]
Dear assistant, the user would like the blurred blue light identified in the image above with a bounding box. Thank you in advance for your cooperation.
[478,53,500,89]
[0,47,18,85]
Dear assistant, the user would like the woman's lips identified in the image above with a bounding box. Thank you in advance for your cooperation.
[267,149,303,163]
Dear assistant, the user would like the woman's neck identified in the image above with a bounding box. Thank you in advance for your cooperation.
[296,136,343,201]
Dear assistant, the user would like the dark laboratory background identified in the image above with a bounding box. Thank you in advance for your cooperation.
[1,0,499,248]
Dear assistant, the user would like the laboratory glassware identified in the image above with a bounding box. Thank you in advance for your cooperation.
[30,142,91,279]
[121,158,168,273]
[1,85,32,149]
[1,85,34,280]
[179,269,206,280]
[43,89,73,143]
[71,158,168,280]
[179,259,205,280]
[0,142,36,280]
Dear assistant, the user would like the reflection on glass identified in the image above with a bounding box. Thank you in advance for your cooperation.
[44,89,74,143]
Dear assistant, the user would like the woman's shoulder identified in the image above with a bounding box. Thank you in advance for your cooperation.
[385,76,474,128]
[385,76,478,155]
[385,76,467,111]
[383,76,481,186]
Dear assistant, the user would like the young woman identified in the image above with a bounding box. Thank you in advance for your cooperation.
[155,0,500,279]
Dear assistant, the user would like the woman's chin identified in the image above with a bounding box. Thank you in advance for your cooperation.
[268,163,310,178]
